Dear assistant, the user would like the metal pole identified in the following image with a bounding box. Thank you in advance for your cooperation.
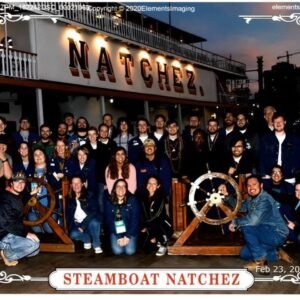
[36,88,44,128]
[144,100,150,121]
[177,103,183,133]
[100,95,105,116]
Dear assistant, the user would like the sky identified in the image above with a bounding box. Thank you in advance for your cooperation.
[124,1,300,94]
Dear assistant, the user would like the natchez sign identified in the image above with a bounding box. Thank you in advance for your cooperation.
[35,20,217,102]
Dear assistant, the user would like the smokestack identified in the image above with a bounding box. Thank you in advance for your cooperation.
[257,56,263,93]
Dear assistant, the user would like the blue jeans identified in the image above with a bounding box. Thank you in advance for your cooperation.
[110,234,137,255]
[69,218,101,249]
[240,224,287,262]
[0,233,40,262]
[28,210,54,233]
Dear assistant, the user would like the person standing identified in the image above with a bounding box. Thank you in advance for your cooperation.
[113,117,133,152]
[0,172,40,266]
[260,112,300,183]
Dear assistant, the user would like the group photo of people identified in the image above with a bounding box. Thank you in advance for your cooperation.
[0,106,300,274]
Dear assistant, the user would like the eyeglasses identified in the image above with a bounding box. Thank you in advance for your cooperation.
[272,171,282,175]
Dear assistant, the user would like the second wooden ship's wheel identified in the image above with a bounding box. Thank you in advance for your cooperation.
[188,172,242,225]
[168,172,244,255]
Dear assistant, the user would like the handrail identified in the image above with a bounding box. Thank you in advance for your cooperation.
[0,48,37,79]
[23,2,246,77]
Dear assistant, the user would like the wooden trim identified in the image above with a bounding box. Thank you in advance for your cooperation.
[0,77,234,108]
[168,245,242,255]
[40,243,75,253]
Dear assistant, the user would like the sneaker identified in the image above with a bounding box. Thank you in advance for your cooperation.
[94,247,103,254]
[156,246,167,256]
[84,243,92,250]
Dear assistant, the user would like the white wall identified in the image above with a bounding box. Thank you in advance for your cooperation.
[34,20,218,103]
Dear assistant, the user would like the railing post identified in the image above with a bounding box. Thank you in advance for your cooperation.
[36,88,44,128]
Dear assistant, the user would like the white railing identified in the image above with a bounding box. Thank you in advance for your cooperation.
[24,2,246,77]
[0,48,37,79]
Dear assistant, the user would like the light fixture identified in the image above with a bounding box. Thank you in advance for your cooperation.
[109,98,114,103]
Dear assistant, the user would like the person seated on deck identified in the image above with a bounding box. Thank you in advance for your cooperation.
[103,179,140,255]
[229,175,292,274]
[138,176,173,256]
[0,172,40,266]
[66,176,102,254]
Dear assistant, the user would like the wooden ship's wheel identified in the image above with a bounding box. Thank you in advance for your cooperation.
[168,172,244,255]
[23,177,74,253]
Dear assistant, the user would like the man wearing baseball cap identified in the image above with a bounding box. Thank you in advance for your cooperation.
[0,172,40,266]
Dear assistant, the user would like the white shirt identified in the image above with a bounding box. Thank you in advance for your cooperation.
[275,133,286,166]
[74,199,87,223]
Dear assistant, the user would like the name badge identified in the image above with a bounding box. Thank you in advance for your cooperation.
[115,220,126,234]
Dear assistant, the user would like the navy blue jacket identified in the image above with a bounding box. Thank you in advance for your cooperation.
[103,192,140,239]
[66,194,99,231]
[68,158,97,194]
[12,131,39,147]
[259,132,300,178]
[134,156,172,198]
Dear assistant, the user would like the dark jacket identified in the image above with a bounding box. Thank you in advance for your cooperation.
[48,156,73,190]
[66,194,99,231]
[206,132,226,172]
[134,155,172,198]
[103,192,140,239]
[69,158,97,194]
[139,189,173,241]
[222,151,254,179]
[12,131,39,147]
[85,139,116,183]
[0,190,27,240]
[182,140,209,181]
[128,136,148,164]
[13,159,35,177]
[260,132,300,178]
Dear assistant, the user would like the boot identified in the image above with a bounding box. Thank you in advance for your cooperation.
[278,248,294,263]
[244,259,270,275]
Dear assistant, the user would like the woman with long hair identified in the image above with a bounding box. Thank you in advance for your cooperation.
[48,139,72,188]
[105,147,136,194]
[12,141,34,176]
[67,176,102,254]
[69,146,97,199]
[27,147,53,233]
[103,179,140,255]
[139,176,173,256]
